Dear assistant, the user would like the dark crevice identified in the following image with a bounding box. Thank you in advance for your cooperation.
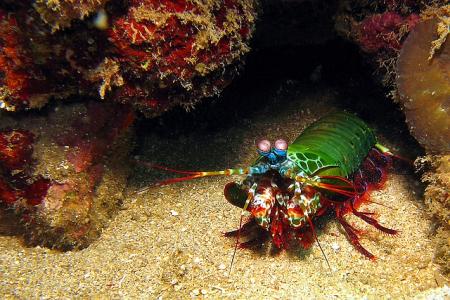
[129,0,423,157]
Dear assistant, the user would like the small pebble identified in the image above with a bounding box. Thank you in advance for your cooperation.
[170,210,179,216]
[192,289,200,296]
[331,242,340,253]
[218,263,226,270]
[174,284,182,291]
[93,9,109,30]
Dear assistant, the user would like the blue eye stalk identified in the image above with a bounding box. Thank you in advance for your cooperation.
[257,147,287,165]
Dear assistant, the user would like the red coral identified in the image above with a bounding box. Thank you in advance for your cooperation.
[357,12,420,53]
[0,129,34,170]
[0,2,255,116]
[106,0,255,115]
[0,10,51,111]
[109,0,249,80]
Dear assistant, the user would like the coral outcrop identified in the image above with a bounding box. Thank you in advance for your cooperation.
[415,155,450,275]
[0,7,96,112]
[0,10,54,111]
[336,3,449,153]
[0,101,134,249]
[105,0,256,116]
[34,0,110,31]
[396,16,450,153]
[0,0,257,116]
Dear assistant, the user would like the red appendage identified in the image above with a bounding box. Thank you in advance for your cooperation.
[331,149,398,259]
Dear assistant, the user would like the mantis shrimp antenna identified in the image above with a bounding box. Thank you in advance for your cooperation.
[137,160,251,182]
[306,216,331,271]
[229,214,245,275]
[134,160,253,194]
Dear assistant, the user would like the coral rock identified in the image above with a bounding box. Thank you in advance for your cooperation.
[0,8,85,112]
[34,0,110,31]
[0,100,135,249]
[106,0,256,116]
[0,129,34,170]
[0,1,256,117]
[0,10,51,111]
[396,17,450,153]
[415,155,450,275]
[357,12,419,53]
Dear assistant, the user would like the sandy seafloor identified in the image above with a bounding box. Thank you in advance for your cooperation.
[1,84,449,299]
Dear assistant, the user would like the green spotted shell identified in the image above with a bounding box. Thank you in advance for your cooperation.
[287,112,377,177]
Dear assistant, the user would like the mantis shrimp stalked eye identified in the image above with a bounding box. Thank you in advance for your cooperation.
[257,139,271,153]
[274,139,288,151]
[139,112,399,263]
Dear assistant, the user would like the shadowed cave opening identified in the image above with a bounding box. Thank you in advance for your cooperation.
[134,1,420,159]
[135,36,423,160]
